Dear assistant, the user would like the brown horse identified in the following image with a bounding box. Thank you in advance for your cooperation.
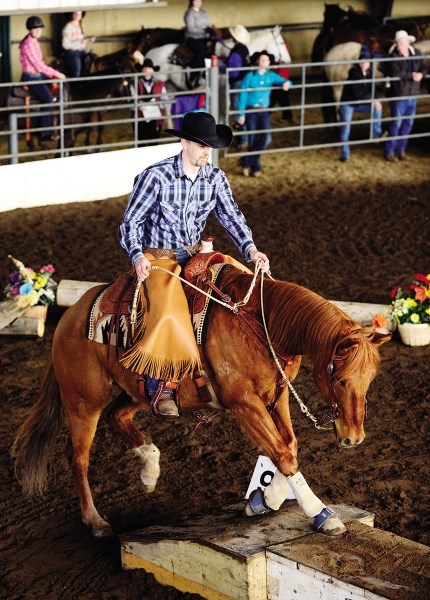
[12,265,390,538]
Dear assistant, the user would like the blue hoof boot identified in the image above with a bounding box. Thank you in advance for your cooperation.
[245,488,273,516]
[313,507,347,536]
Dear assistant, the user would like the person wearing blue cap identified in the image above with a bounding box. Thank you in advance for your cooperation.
[338,45,383,162]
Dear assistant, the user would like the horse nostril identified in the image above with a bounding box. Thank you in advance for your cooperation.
[342,438,352,447]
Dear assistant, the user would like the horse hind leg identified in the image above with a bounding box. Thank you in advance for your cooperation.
[104,390,161,494]
[65,392,113,538]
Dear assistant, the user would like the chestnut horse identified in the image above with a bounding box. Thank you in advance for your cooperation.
[12,265,390,538]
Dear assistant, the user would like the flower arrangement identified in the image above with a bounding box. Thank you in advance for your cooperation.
[389,273,430,325]
[3,255,57,308]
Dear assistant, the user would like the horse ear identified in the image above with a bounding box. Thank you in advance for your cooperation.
[371,331,392,346]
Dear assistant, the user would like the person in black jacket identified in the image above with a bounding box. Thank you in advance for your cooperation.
[382,30,427,162]
[338,45,383,162]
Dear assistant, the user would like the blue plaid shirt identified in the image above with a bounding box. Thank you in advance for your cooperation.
[119,152,255,266]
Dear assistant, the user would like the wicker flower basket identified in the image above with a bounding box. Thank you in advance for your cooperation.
[397,323,430,347]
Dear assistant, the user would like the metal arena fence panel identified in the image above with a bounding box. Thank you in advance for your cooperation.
[0,54,429,166]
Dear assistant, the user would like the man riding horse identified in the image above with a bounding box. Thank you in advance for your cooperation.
[118,112,270,418]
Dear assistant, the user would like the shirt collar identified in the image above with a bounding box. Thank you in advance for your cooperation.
[174,152,211,180]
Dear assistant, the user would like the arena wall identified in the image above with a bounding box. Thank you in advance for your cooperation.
[0,142,181,213]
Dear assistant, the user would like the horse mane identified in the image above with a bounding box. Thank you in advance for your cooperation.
[218,267,381,378]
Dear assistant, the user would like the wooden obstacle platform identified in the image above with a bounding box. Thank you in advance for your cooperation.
[119,501,429,600]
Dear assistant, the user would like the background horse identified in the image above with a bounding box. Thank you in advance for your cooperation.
[321,41,383,123]
[12,264,390,538]
[321,38,430,123]
[146,26,291,92]
[312,3,426,63]
[61,67,133,149]
[215,25,291,64]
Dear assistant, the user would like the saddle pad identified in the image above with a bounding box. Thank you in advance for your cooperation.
[87,285,131,348]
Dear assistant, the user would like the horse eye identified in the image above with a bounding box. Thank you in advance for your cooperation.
[336,378,346,387]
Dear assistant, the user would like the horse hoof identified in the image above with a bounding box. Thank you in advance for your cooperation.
[91,520,114,538]
[313,507,347,536]
[244,488,274,517]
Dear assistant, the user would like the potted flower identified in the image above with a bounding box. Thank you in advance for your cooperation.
[1,256,57,336]
[389,273,430,346]
[3,255,57,308]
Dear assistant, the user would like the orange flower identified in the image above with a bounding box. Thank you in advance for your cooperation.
[414,286,427,302]
[372,313,388,329]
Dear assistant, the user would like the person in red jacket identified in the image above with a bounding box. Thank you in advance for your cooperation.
[270,42,294,124]
[132,58,168,144]
[19,16,65,145]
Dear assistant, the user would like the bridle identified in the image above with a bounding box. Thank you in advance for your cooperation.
[258,272,341,429]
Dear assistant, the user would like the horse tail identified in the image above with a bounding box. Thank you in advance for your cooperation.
[11,357,64,496]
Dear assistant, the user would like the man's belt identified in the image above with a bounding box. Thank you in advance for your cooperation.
[143,243,201,260]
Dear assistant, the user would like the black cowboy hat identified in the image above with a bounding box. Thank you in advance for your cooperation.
[165,112,232,148]
[251,50,275,65]
[138,58,160,72]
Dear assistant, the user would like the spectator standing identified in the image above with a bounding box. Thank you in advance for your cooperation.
[338,45,383,162]
[19,16,65,146]
[62,11,96,77]
[236,50,291,177]
[184,0,213,88]
[221,25,251,149]
[270,42,294,124]
[382,30,427,162]
[132,58,168,144]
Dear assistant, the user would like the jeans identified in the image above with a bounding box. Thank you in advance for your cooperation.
[338,102,382,159]
[240,109,272,173]
[22,73,55,139]
[384,98,416,156]
[64,50,86,78]
[145,247,194,397]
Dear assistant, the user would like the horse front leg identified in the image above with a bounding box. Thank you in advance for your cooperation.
[234,390,346,535]
[103,390,161,493]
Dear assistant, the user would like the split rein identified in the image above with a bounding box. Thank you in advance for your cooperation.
[132,261,335,430]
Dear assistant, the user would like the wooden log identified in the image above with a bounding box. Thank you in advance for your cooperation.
[0,305,48,338]
[54,280,394,331]
[56,279,105,307]
[330,299,394,330]
[0,300,26,330]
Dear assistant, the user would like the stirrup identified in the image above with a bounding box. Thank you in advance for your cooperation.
[245,488,273,516]
[150,381,179,418]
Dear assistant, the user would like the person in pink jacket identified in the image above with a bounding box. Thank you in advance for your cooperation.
[19,16,65,145]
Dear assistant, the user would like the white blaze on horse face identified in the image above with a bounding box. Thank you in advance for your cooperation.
[133,443,160,493]
[132,50,144,66]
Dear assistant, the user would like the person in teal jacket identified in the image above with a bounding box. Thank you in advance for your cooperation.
[236,50,292,176]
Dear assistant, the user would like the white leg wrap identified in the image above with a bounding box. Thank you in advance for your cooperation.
[264,471,290,510]
[133,443,160,492]
[287,471,326,518]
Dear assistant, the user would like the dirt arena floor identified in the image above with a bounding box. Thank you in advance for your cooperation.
[0,135,429,599]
